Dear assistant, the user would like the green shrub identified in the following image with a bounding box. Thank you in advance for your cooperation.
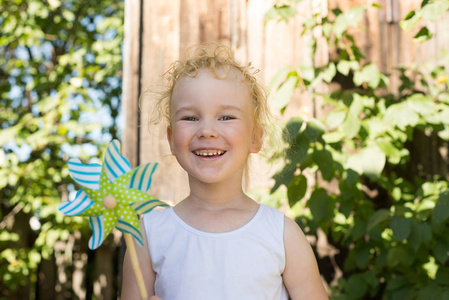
[267,2,449,298]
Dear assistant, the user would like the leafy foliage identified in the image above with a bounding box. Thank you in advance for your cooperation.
[267,2,449,299]
[400,0,449,42]
[0,0,123,298]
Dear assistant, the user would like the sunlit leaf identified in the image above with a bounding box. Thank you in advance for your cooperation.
[321,62,336,83]
[413,27,433,43]
[421,1,449,22]
[337,60,359,76]
[353,63,382,89]
[271,75,298,111]
[376,139,402,164]
[400,10,422,31]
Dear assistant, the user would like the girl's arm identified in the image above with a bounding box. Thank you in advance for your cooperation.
[282,216,329,300]
[121,218,156,299]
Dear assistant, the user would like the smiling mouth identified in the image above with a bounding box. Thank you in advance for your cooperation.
[193,150,226,157]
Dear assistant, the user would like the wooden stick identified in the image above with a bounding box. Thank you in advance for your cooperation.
[123,233,148,300]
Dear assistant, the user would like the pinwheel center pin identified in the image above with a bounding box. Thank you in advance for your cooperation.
[102,194,117,210]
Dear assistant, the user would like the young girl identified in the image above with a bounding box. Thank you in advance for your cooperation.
[121,45,328,300]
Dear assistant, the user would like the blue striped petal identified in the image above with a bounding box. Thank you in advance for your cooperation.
[59,190,94,216]
[130,199,170,215]
[116,219,143,246]
[104,140,131,183]
[68,158,102,190]
[127,162,158,192]
[88,216,105,250]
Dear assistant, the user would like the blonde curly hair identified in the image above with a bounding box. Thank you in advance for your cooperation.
[148,44,280,154]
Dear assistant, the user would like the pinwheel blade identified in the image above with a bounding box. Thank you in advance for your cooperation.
[59,189,94,216]
[131,198,170,215]
[104,140,131,182]
[127,162,158,192]
[116,219,144,246]
[87,215,115,250]
[68,159,102,190]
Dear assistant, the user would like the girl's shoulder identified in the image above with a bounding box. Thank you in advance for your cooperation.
[142,206,172,228]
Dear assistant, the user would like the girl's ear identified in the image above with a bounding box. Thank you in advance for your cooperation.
[167,126,174,155]
[250,126,264,153]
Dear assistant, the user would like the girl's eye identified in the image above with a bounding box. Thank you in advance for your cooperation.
[220,116,235,121]
[182,116,198,121]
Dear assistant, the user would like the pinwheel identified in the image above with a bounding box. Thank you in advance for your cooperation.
[59,139,168,299]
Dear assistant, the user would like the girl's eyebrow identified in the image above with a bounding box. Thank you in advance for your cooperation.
[219,104,243,112]
[174,104,243,114]
[174,106,196,115]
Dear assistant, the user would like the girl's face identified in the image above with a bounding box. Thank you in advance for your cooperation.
[167,68,262,186]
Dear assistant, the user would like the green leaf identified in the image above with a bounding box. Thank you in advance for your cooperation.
[400,10,422,31]
[325,108,347,129]
[438,125,449,141]
[434,238,449,264]
[337,60,359,76]
[333,14,348,38]
[286,133,310,167]
[407,93,435,115]
[333,6,366,39]
[271,165,296,193]
[268,65,292,93]
[62,9,75,22]
[390,216,412,240]
[283,117,304,143]
[413,27,433,43]
[345,5,366,26]
[367,209,390,232]
[264,7,279,24]
[287,174,308,208]
[353,63,382,89]
[322,131,345,143]
[304,119,325,142]
[309,188,330,223]
[435,267,449,285]
[321,62,336,83]
[346,274,368,299]
[421,1,449,22]
[387,247,402,268]
[433,190,449,224]
[408,221,432,251]
[386,274,408,291]
[384,102,420,130]
[346,145,386,179]
[341,114,360,139]
[314,148,334,181]
[376,139,402,164]
[355,245,371,268]
[271,75,298,111]
[277,5,297,22]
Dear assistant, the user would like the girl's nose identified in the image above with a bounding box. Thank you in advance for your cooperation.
[197,120,218,138]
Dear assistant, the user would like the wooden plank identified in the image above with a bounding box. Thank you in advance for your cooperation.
[122,0,142,168]
[138,0,184,204]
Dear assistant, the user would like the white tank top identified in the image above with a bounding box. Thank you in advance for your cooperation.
[143,204,289,300]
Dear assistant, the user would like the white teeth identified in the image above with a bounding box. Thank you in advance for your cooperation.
[195,151,224,157]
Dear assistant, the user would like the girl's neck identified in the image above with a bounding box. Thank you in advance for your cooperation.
[185,177,250,211]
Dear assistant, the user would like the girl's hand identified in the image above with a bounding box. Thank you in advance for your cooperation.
[149,296,161,300]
